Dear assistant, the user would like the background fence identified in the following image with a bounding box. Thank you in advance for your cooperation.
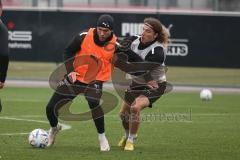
[2,0,240,11]
[1,9,240,68]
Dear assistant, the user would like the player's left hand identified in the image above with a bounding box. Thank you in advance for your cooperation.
[147,80,158,89]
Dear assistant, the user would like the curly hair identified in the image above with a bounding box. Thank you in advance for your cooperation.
[144,17,169,47]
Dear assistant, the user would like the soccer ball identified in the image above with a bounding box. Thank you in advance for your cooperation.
[28,129,49,148]
[200,89,212,101]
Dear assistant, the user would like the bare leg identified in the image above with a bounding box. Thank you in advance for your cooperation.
[124,95,149,151]
[119,102,131,132]
[118,102,131,147]
[129,95,149,135]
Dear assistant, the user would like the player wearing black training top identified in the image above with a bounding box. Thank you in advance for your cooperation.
[116,17,170,151]
[46,14,116,151]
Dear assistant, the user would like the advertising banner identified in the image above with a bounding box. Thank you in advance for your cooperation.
[2,10,239,67]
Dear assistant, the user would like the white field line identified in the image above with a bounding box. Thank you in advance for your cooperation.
[2,98,47,102]
[0,133,29,136]
[2,112,237,119]
[6,80,49,88]
[5,80,240,93]
[0,116,71,136]
[0,112,236,135]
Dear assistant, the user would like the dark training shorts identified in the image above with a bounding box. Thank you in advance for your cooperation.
[124,81,167,108]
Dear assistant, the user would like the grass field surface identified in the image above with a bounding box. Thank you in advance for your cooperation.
[0,87,240,160]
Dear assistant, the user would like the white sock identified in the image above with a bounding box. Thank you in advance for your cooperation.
[127,133,136,143]
[98,133,106,141]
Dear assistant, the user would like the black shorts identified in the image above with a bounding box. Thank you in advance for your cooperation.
[124,81,167,108]
[56,79,103,101]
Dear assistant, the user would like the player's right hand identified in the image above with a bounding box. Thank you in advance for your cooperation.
[67,72,80,84]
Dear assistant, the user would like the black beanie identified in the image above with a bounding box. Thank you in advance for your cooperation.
[97,14,114,30]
